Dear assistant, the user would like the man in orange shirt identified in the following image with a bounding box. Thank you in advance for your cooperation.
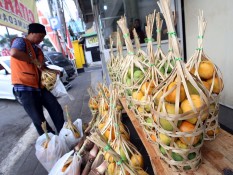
[10,23,64,135]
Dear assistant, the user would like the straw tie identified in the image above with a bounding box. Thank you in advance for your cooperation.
[175,57,183,61]
[117,158,124,165]
[196,48,203,51]
[167,31,176,36]
[104,144,111,151]
[150,64,156,67]
[144,38,154,43]
[127,51,134,55]
[123,33,130,39]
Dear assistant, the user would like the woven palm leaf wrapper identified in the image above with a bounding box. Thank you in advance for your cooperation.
[97,83,110,117]
[99,91,144,170]
[117,17,149,108]
[157,13,176,78]
[41,68,57,91]
[88,87,99,116]
[31,58,57,91]
[133,29,148,64]
[114,30,127,97]
[93,84,110,133]
[41,121,51,149]
[86,87,99,133]
[64,105,80,138]
[107,36,118,83]
[107,108,145,172]
[132,11,165,144]
[150,0,209,171]
[186,11,224,141]
[97,88,130,144]
[96,84,124,127]
[87,131,144,175]
[90,89,147,174]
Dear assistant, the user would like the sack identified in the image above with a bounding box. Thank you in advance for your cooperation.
[35,133,69,172]
[41,68,57,91]
[49,150,82,175]
[59,119,83,150]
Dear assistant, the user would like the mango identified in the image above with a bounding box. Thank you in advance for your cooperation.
[146,117,153,124]
[187,81,199,95]
[159,145,166,155]
[164,60,175,73]
[126,78,132,86]
[172,152,183,161]
[175,139,188,149]
[160,118,173,131]
[160,66,165,75]
[159,133,171,145]
[188,152,196,160]
[198,60,214,79]
[120,147,128,162]
[133,70,144,83]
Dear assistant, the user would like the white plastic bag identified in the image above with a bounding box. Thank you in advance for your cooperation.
[35,133,69,172]
[51,75,74,100]
[59,119,83,150]
[49,150,82,175]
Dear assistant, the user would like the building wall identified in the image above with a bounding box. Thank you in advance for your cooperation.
[184,0,233,108]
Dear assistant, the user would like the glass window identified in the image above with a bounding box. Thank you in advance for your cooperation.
[98,0,178,48]
[98,0,124,48]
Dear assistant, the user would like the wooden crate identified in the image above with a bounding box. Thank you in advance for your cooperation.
[120,98,233,175]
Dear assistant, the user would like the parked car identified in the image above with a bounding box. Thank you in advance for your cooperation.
[44,51,77,81]
[0,56,15,101]
[0,56,71,102]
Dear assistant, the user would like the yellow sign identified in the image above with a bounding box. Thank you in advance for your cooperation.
[0,0,39,32]
[86,36,99,48]
[87,36,98,44]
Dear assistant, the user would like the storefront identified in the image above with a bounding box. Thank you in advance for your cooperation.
[90,0,184,84]
[86,1,233,174]
[87,0,233,109]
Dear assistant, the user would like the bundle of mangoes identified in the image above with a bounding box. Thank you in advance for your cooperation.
[151,0,210,171]
[186,12,224,140]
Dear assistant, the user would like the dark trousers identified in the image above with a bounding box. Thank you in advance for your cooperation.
[17,89,64,135]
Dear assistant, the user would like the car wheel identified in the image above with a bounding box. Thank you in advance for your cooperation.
[13,89,23,105]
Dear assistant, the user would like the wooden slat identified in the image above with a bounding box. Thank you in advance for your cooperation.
[120,98,233,175]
